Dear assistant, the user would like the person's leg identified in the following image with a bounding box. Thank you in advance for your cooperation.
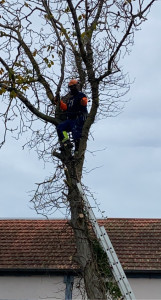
[71,116,85,152]
[57,120,73,150]
[57,120,70,142]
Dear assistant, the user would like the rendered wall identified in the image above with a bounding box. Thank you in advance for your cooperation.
[129,278,161,300]
[0,275,160,300]
[0,275,66,300]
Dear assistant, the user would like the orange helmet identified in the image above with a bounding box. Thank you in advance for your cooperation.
[68,79,79,87]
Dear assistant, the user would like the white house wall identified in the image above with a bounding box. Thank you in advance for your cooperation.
[129,278,161,300]
[0,275,161,300]
[0,275,66,300]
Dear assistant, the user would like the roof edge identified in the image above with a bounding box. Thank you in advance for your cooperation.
[125,270,161,279]
[0,268,81,276]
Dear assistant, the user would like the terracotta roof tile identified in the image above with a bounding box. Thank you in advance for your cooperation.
[0,219,160,272]
[100,218,161,271]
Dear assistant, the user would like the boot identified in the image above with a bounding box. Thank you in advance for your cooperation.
[59,140,73,151]
[64,139,73,149]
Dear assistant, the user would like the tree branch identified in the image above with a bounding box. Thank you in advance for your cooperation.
[96,18,134,82]
[42,0,66,97]
[0,22,55,105]
[0,83,59,126]
[90,0,104,32]
[66,0,87,63]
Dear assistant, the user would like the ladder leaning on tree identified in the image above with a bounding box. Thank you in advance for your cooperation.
[77,182,136,300]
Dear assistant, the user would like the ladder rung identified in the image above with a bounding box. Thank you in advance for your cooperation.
[77,182,136,300]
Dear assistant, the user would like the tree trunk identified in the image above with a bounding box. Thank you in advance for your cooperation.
[70,188,107,299]
[63,151,107,299]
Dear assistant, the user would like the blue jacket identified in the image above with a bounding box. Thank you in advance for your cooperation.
[60,91,88,119]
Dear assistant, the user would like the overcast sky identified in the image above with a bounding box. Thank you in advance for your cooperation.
[0,2,161,220]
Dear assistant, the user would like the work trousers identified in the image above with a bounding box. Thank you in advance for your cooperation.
[57,114,85,142]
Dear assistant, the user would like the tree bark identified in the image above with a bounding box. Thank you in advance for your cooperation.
[70,189,107,299]
[62,151,107,299]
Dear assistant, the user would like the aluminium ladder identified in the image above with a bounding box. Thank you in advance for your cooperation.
[77,182,136,300]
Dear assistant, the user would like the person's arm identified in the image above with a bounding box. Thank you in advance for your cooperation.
[60,100,67,111]
[80,97,88,106]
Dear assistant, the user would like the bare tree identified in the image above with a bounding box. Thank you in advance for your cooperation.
[0,0,156,298]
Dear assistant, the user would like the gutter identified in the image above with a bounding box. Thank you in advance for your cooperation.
[125,270,161,279]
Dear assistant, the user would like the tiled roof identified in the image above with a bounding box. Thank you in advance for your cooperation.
[0,219,160,272]
[101,218,161,271]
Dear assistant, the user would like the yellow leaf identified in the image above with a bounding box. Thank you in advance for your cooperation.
[33,49,37,57]
[61,28,66,35]
[22,85,28,91]
[0,67,4,75]
[43,57,49,64]
[81,32,86,39]
[78,15,82,21]
[0,87,6,95]
[65,6,70,13]
[10,90,17,98]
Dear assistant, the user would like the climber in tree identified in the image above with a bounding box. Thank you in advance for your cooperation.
[57,79,88,153]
